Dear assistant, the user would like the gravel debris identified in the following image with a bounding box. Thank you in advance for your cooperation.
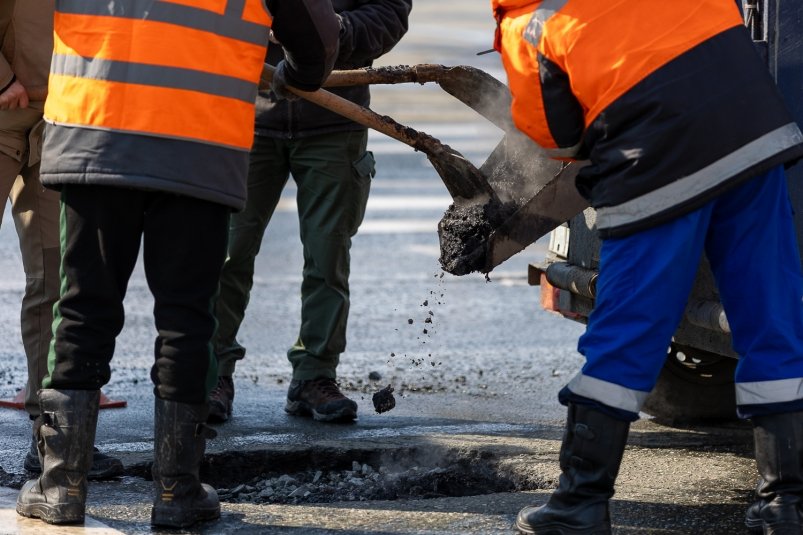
[216,458,516,505]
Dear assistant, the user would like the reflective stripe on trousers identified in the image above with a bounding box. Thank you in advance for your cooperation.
[568,165,803,419]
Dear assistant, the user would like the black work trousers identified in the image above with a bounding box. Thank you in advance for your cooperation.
[45,184,229,404]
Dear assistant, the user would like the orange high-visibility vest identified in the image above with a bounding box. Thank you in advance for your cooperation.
[46,0,271,151]
[491,0,742,156]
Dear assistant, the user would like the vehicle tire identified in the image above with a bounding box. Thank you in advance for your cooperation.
[642,344,738,424]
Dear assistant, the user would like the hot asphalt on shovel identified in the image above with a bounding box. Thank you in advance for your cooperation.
[325,65,588,275]
[261,64,588,275]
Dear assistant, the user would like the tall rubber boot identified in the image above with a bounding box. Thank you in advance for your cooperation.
[744,411,803,535]
[516,403,630,535]
[151,398,220,528]
[16,389,99,525]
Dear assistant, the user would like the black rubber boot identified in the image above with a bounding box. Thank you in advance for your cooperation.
[16,389,99,525]
[151,398,220,528]
[744,411,803,535]
[516,403,630,534]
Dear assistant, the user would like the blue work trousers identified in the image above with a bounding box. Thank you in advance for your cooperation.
[566,166,803,420]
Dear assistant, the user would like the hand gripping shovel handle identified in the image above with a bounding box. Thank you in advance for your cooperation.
[260,64,499,204]
[261,65,426,149]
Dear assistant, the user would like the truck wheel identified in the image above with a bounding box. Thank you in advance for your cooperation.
[642,344,738,424]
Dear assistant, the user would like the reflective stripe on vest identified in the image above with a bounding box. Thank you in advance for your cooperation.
[46,0,271,150]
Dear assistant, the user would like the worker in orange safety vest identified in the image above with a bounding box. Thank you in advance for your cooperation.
[491,0,803,533]
[15,0,339,528]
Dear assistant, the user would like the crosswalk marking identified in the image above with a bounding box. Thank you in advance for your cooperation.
[0,487,123,535]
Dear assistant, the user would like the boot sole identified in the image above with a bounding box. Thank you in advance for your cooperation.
[744,517,762,533]
[16,502,85,525]
[151,504,220,528]
[285,400,357,422]
[516,518,611,535]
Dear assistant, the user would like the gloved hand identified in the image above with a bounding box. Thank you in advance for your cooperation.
[270,60,300,102]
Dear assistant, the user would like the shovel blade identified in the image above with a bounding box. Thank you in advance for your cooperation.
[427,148,499,204]
[483,162,588,272]
[435,66,515,132]
[437,131,589,275]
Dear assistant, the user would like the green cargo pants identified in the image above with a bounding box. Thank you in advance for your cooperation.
[214,130,374,380]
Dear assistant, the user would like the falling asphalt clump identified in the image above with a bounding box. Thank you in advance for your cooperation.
[372,384,396,414]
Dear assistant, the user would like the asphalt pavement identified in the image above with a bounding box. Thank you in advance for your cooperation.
[0,2,762,534]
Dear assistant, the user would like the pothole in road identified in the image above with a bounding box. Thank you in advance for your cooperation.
[198,446,550,505]
[2,444,553,504]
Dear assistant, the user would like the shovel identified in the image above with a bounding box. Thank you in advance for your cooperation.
[308,64,588,274]
[260,64,499,206]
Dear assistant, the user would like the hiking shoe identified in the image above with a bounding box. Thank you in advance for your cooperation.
[207,376,234,423]
[285,378,357,422]
[24,444,124,481]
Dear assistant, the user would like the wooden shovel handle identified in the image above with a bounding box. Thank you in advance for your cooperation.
[260,64,448,156]
[318,64,451,87]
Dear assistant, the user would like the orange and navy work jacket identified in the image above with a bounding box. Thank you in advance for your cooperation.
[492,0,803,237]
[40,0,338,210]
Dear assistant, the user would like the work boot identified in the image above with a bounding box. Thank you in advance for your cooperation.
[16,389,99,525]
[744,411,803,535]
[151,398,220,528]
[24,427,123,480]
[285,378,358,422]
[516,403,630,534]
[207,376,234,423]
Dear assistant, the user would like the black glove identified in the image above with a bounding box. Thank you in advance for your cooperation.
[270,60,300,102]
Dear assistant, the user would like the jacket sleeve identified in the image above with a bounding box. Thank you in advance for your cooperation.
[266,0,340,91]
[498,8,584,160]
[336,0,412,68]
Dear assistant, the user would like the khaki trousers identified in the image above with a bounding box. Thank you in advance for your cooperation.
[0,107,60,417]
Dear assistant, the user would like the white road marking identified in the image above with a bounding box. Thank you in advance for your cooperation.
[0,487,123,534]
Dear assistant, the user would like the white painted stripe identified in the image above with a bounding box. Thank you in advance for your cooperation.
[359,219,438,234]
[367,137,501,155]
[0,486,123,534]
[275,196,453,213]
[370,179,449,190]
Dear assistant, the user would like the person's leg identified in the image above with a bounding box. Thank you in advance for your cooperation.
[17,184,144,524]
[143,192,228,528]
[11,166,123,479]
[10,164,59,417]
[518,206,712,534]
[703,166,803,533]
[46,185,144,390]
[284,130,373,422]
[208,135,290,422]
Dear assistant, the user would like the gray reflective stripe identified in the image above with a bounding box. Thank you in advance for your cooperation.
[225,0,246,17]
[566,372,649,414]
[45,118,250,152]
[524,0,568,47]
[51,54,257,104]
[597,123,803,231]
[736,377,803,406]
[57,0,269,46]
